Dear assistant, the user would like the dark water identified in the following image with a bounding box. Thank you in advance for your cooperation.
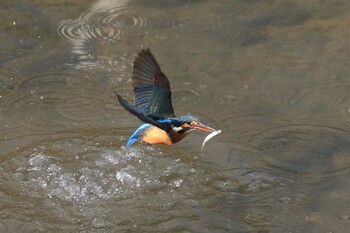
[1,0,350,232]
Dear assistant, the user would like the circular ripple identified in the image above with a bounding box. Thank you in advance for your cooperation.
[56,96,113,122]
[267,77,350,120]
[172,87,200,104]
[15,74,135,129]
[57,5,147,45]
[11,92,67,129]
[221,113,292,140]
[12,74,110,129]
[0,73,19,100]
[20,74,73,91]
[173,15,213,33]
[12,75,72,129]
[250,122,350,179]
[340,94,350,123]
[220,94,236,103]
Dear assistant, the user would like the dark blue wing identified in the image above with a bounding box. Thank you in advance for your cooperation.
[132,49,175,119]
[115,93,170,131]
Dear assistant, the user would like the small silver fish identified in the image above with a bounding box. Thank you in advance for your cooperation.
[201,130,222,149]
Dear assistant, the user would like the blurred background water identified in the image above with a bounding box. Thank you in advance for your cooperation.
[1,0,350,232]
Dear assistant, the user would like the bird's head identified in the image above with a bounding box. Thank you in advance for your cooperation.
[170,115,216,134]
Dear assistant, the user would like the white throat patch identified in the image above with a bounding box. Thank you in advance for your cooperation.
[172,126,183,132]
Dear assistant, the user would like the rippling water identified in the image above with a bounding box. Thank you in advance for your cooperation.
[1,0,350,232]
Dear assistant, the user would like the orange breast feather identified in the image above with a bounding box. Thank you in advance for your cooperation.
[141,126,173,145]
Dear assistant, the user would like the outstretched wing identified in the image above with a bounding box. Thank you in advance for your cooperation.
[132,49,175,119]
[115,93,171,131]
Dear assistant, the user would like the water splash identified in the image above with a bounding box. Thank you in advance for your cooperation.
[16,145,142,203]
[12,137,206,206]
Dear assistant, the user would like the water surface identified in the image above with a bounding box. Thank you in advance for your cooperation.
[1,0,350,232]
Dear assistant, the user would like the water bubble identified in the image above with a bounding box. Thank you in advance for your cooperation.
[92,217,106,228]
[338,215,350,221]
[220,94,236,102]
[0,73,19,100]
[173,179,183,188]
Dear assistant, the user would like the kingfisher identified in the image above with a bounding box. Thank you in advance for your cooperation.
[115,49,218,146]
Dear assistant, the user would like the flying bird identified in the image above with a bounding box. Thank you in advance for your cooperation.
[115,49,219,146]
